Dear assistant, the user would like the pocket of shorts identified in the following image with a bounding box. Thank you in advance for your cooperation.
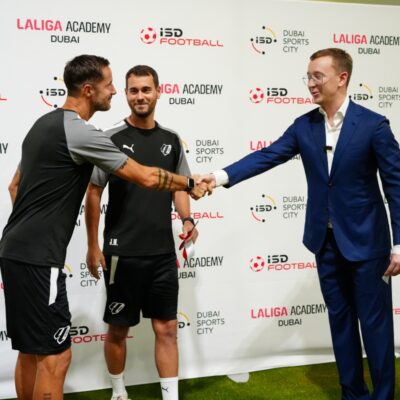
[48,267,60,306]
[109,255,119,285]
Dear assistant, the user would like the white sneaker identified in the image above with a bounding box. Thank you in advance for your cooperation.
[111,395,131,400]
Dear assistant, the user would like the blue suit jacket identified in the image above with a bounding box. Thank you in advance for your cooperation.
[224,101,400,261]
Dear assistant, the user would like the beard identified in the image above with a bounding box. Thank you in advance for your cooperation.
[133,109,151,118]
[132,102,156,118]
[94,97,112,112]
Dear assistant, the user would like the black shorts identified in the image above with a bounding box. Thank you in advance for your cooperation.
[0,258,71,354]
[103,253,178,326]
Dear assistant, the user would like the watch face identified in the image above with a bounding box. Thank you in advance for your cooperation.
[188,177,195,189]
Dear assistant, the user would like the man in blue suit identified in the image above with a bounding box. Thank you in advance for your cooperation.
[200,48,400,400]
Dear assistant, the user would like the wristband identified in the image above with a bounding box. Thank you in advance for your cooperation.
[182,217,195,226]
[186,177,195,192]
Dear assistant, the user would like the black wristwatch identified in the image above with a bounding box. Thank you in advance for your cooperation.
[186,177,195,192]
[182,217,195,226]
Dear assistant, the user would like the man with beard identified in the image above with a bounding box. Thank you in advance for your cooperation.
[0,56,206,400]
[85,65,196,400]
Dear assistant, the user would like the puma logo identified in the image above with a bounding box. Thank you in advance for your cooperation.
[161,386,169,393]
[123,144,134,153]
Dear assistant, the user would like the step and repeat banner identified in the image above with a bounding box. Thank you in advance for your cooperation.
[1,0,400,397]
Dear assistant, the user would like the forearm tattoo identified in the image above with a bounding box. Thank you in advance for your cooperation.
[157,168,174,191]
[168,174,174,190]
[118,160,128,170]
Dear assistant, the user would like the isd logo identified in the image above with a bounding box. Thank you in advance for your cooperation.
[39,76,66,108]
[249,86,312,105]
[249,254,316,272]
[250,194,278,222]
[177,312,191,329]
[139,26,223,47]
[350,83,373,102]
[250,26,277,55]
[63,264,73,278]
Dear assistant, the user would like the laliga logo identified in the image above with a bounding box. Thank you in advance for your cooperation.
[250,26,277,55]
[250,256,265,272]
[177,311,191,329]
[250,194,277,222]
[0,92,7,101]
[249,88,264,104]
[39,76,66,108]
[350,83,373,101]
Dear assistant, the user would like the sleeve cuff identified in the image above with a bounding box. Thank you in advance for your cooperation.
[212,170,229,187]
[391,244,400,255]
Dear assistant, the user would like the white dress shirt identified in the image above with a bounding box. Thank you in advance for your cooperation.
[321,96,349,174]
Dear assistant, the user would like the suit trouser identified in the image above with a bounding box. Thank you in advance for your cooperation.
[315,229,395,400]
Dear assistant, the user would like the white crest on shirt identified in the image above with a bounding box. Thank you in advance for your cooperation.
[160,144,172,156]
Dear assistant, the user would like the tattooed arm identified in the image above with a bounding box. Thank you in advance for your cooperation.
[113,158,207,198]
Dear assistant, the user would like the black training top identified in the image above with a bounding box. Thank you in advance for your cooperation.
[90,120,190,256]
[0,109,127,267]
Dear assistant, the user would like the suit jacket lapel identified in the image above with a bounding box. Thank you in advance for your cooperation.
[310,110,329,177]
[330,100,362,178]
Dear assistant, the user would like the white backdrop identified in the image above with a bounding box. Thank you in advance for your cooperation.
[1,0,400,397]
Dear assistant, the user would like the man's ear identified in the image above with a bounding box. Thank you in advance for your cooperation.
[338,71,349,88]
[82,83,94,98]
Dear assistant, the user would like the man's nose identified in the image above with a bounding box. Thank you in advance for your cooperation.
[307,78,316,88]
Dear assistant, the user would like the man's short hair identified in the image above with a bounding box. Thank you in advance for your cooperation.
[310,48,353,86]
[125,65,159,88]
[64,55,110,96]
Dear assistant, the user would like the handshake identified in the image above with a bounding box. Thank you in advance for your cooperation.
[188,174,217,200]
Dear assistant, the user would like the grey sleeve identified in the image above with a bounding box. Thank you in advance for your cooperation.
[176,137,191,176]
[90,166,110,188]
[64,113,128,173]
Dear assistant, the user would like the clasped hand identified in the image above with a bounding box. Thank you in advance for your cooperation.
[189,174,214,200]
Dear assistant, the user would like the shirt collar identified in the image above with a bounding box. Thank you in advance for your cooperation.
[319,96,350,125]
